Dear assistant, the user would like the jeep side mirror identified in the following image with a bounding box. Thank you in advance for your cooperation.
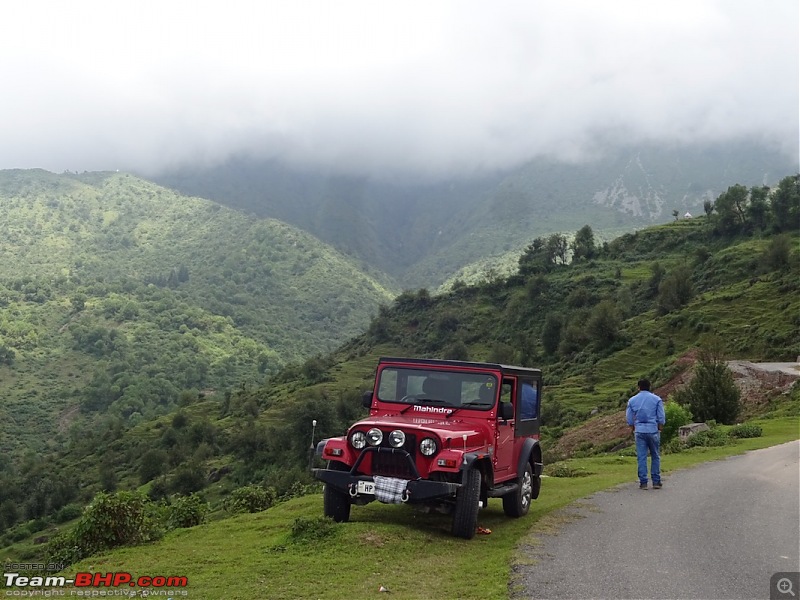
[498,402,514,421]
[361,391,374,409]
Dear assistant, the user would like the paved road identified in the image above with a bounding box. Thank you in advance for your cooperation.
[514,441,800,600]
[728,361,799,377]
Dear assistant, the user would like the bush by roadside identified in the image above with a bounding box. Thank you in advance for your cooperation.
[45,491,208,567]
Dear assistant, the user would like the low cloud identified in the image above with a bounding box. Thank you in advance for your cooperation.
[1,0,797,179]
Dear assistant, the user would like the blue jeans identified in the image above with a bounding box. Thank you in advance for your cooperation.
[635,432,661,484]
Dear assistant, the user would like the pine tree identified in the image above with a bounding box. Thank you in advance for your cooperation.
[676,339,740,424]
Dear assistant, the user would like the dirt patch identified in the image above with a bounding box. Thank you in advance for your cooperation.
[652,349,699,400]
[360,531,388,547]
[549,412,631,460]
[727,360,798,419]
[550,351,798,459]
[58,405,80,432]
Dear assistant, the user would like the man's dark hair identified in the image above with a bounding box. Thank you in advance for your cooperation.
[637,378,651,391]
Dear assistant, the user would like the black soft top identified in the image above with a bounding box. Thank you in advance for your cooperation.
[378,356,541,378]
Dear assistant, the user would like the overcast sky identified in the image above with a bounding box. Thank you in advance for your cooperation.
[1,0,797,179]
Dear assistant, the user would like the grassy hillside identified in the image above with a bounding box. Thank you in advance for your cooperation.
[0,169,394,459]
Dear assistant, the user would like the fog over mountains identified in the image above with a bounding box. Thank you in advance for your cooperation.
[2,2,797,183]
[154,140,796,288]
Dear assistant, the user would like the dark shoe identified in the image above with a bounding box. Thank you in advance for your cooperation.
[639,483,648,490]
[652,482,662,489]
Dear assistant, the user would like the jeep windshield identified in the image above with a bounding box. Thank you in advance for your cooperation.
[376,367,497,411]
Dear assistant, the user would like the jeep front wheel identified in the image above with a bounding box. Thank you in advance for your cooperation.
[502,462,532,517]
[451,468,481,539]
[323,461,351,523]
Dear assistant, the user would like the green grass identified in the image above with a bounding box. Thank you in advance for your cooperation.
[38,416,796,600]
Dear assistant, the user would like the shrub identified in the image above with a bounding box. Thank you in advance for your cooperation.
[6,524,31,543]
[656,266,694,314]
[73,491,154,552]
[662,437,683,454]
[587,300,622,348]
[139,449,168,484]
[301,355,331,383]
[147,478,169,501]
[167,493,208,529]
[547,463,594,478]
[661,401,693,443]
[683,429,730,448]
[279,481,315,502]
[169,463,206,495]
[443,341,470,361]
[288,516,336,544]
[44,532,84,566]
[46,491,158,567]
[728,423,763,439]
[762,234,792,270]
[53,503,83,524]
[224,485,277,514]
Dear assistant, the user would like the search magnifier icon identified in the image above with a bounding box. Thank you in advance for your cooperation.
[778,578,796,597]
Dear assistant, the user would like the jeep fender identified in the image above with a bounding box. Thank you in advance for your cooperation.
[460,452,493,488]
[517,439,543,479]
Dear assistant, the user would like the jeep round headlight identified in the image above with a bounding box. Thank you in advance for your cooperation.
[366,428,383,446]
[420,437,438,456]
[388,430,406,448]
[350,430,367,449]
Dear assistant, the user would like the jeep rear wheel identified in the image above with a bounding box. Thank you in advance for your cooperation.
[323,461,351,523]
[502,462,532,517]
[451,468,481,539]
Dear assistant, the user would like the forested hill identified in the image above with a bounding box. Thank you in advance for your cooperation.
[0,169,394,457]
[153,142,796,288]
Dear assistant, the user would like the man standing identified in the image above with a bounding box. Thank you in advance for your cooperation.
[626,379,666,489]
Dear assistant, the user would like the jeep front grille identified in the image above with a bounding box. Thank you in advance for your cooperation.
[371,448,416,478]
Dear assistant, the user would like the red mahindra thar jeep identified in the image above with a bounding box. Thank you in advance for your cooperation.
[313,357,543,539]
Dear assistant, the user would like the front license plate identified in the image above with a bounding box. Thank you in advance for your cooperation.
[356,480,375,495]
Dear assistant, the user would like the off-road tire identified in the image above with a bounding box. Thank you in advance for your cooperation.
[502,462,533,517]
[323,461,351,523]
[451,468,481,539]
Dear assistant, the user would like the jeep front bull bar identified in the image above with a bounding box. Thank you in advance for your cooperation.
[313,446,461,503]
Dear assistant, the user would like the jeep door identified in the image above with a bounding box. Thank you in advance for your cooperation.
[514,377,540,438]
[493,379,516,480]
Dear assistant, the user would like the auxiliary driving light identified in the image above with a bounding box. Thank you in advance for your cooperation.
[388,429,406,448]
[366,428,383,446]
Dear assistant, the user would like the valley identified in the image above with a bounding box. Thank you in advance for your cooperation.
[0,168,797,598]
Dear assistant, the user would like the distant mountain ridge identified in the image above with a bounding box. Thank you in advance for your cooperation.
[153,140,796,288]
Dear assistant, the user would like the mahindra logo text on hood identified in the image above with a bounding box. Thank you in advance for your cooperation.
[412,405,449,414]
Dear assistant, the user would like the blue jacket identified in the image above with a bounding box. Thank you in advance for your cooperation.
[520,383,538,420]
[626,390,665,433]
